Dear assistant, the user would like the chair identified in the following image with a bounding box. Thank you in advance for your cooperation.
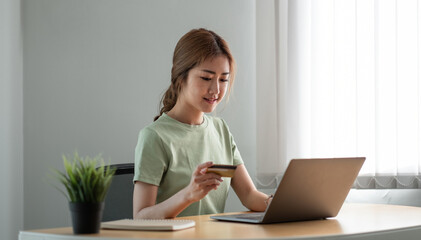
[102,163,134,221]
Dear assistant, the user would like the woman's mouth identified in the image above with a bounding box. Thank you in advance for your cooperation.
[204,98,218,104]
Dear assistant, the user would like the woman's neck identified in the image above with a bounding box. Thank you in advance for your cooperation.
[167,104,204,125]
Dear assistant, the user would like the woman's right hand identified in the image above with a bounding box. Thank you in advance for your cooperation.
[184,161,223,203]
[133,161,223,219]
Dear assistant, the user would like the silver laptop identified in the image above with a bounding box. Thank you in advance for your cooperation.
[211,157,365,224]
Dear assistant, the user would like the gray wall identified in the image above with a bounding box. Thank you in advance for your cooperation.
[0,0,24,239]
[23,0,255,229]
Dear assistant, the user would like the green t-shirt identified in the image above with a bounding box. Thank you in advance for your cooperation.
[133,113,243,217]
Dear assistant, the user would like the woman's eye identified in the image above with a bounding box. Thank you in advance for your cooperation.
[201,77,212,81]
[220,79,229,82]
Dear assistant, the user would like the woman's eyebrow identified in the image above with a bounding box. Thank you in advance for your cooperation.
[201,69,230,75]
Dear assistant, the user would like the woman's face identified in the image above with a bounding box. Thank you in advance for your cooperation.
[179,55,230,114]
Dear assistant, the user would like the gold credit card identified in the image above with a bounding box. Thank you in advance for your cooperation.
[206,164,237,178]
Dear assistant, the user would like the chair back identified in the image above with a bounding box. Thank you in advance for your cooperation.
[102,163,134,221]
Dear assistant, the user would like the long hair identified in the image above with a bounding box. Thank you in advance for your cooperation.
[154,28,236,121]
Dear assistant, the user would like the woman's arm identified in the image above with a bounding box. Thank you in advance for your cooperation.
[133,161,223,219]
[230,164,270,212]
[133,181,191,219]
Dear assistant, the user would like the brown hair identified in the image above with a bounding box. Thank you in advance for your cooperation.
[154,28,236,121]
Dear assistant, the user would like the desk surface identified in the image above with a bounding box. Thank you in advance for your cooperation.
[19,203,421,240]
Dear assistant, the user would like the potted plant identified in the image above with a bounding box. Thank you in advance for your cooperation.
[52,152,116,234]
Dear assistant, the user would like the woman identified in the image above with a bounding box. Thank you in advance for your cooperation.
[133,28,271,219]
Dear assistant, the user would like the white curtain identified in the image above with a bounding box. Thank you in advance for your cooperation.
[256,0,421,189]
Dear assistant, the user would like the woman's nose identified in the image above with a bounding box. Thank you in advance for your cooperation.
[209,79,220,95]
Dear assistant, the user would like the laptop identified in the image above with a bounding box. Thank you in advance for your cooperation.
[211,157,365,224]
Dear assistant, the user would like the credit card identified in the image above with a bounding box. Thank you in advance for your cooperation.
[206,164,237,178]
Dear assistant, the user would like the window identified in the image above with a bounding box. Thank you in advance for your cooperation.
[256,0,421,189]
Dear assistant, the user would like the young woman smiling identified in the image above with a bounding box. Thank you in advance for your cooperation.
[133,28,271,219]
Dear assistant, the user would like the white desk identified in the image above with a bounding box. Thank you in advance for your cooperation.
[19,203,421,240]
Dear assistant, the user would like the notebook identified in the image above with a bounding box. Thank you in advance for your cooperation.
[101,219,195,231]
[211,157,365,224]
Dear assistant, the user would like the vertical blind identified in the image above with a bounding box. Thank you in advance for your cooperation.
[256,0,421,189]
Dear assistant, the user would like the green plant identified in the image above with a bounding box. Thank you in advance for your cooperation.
[52,152,116,203]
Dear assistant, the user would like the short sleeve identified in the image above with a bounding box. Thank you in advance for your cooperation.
[133,128,168,186]
[231,135,244,165]
[220,119,244,166]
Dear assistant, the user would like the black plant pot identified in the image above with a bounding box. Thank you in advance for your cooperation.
[69,202,105,234]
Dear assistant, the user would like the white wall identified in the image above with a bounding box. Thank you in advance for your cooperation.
[22,0,255,229]
[0,0,24,239]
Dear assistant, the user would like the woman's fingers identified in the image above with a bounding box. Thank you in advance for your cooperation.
[192,172,222,192]
[187,162,225,202]
[194,162,223,185]
[194,171,223,184]
[195,161,213,175]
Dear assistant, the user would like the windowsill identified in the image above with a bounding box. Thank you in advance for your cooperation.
[256,174,421,190]
[355,175,421,189]
[346,189,421,207]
